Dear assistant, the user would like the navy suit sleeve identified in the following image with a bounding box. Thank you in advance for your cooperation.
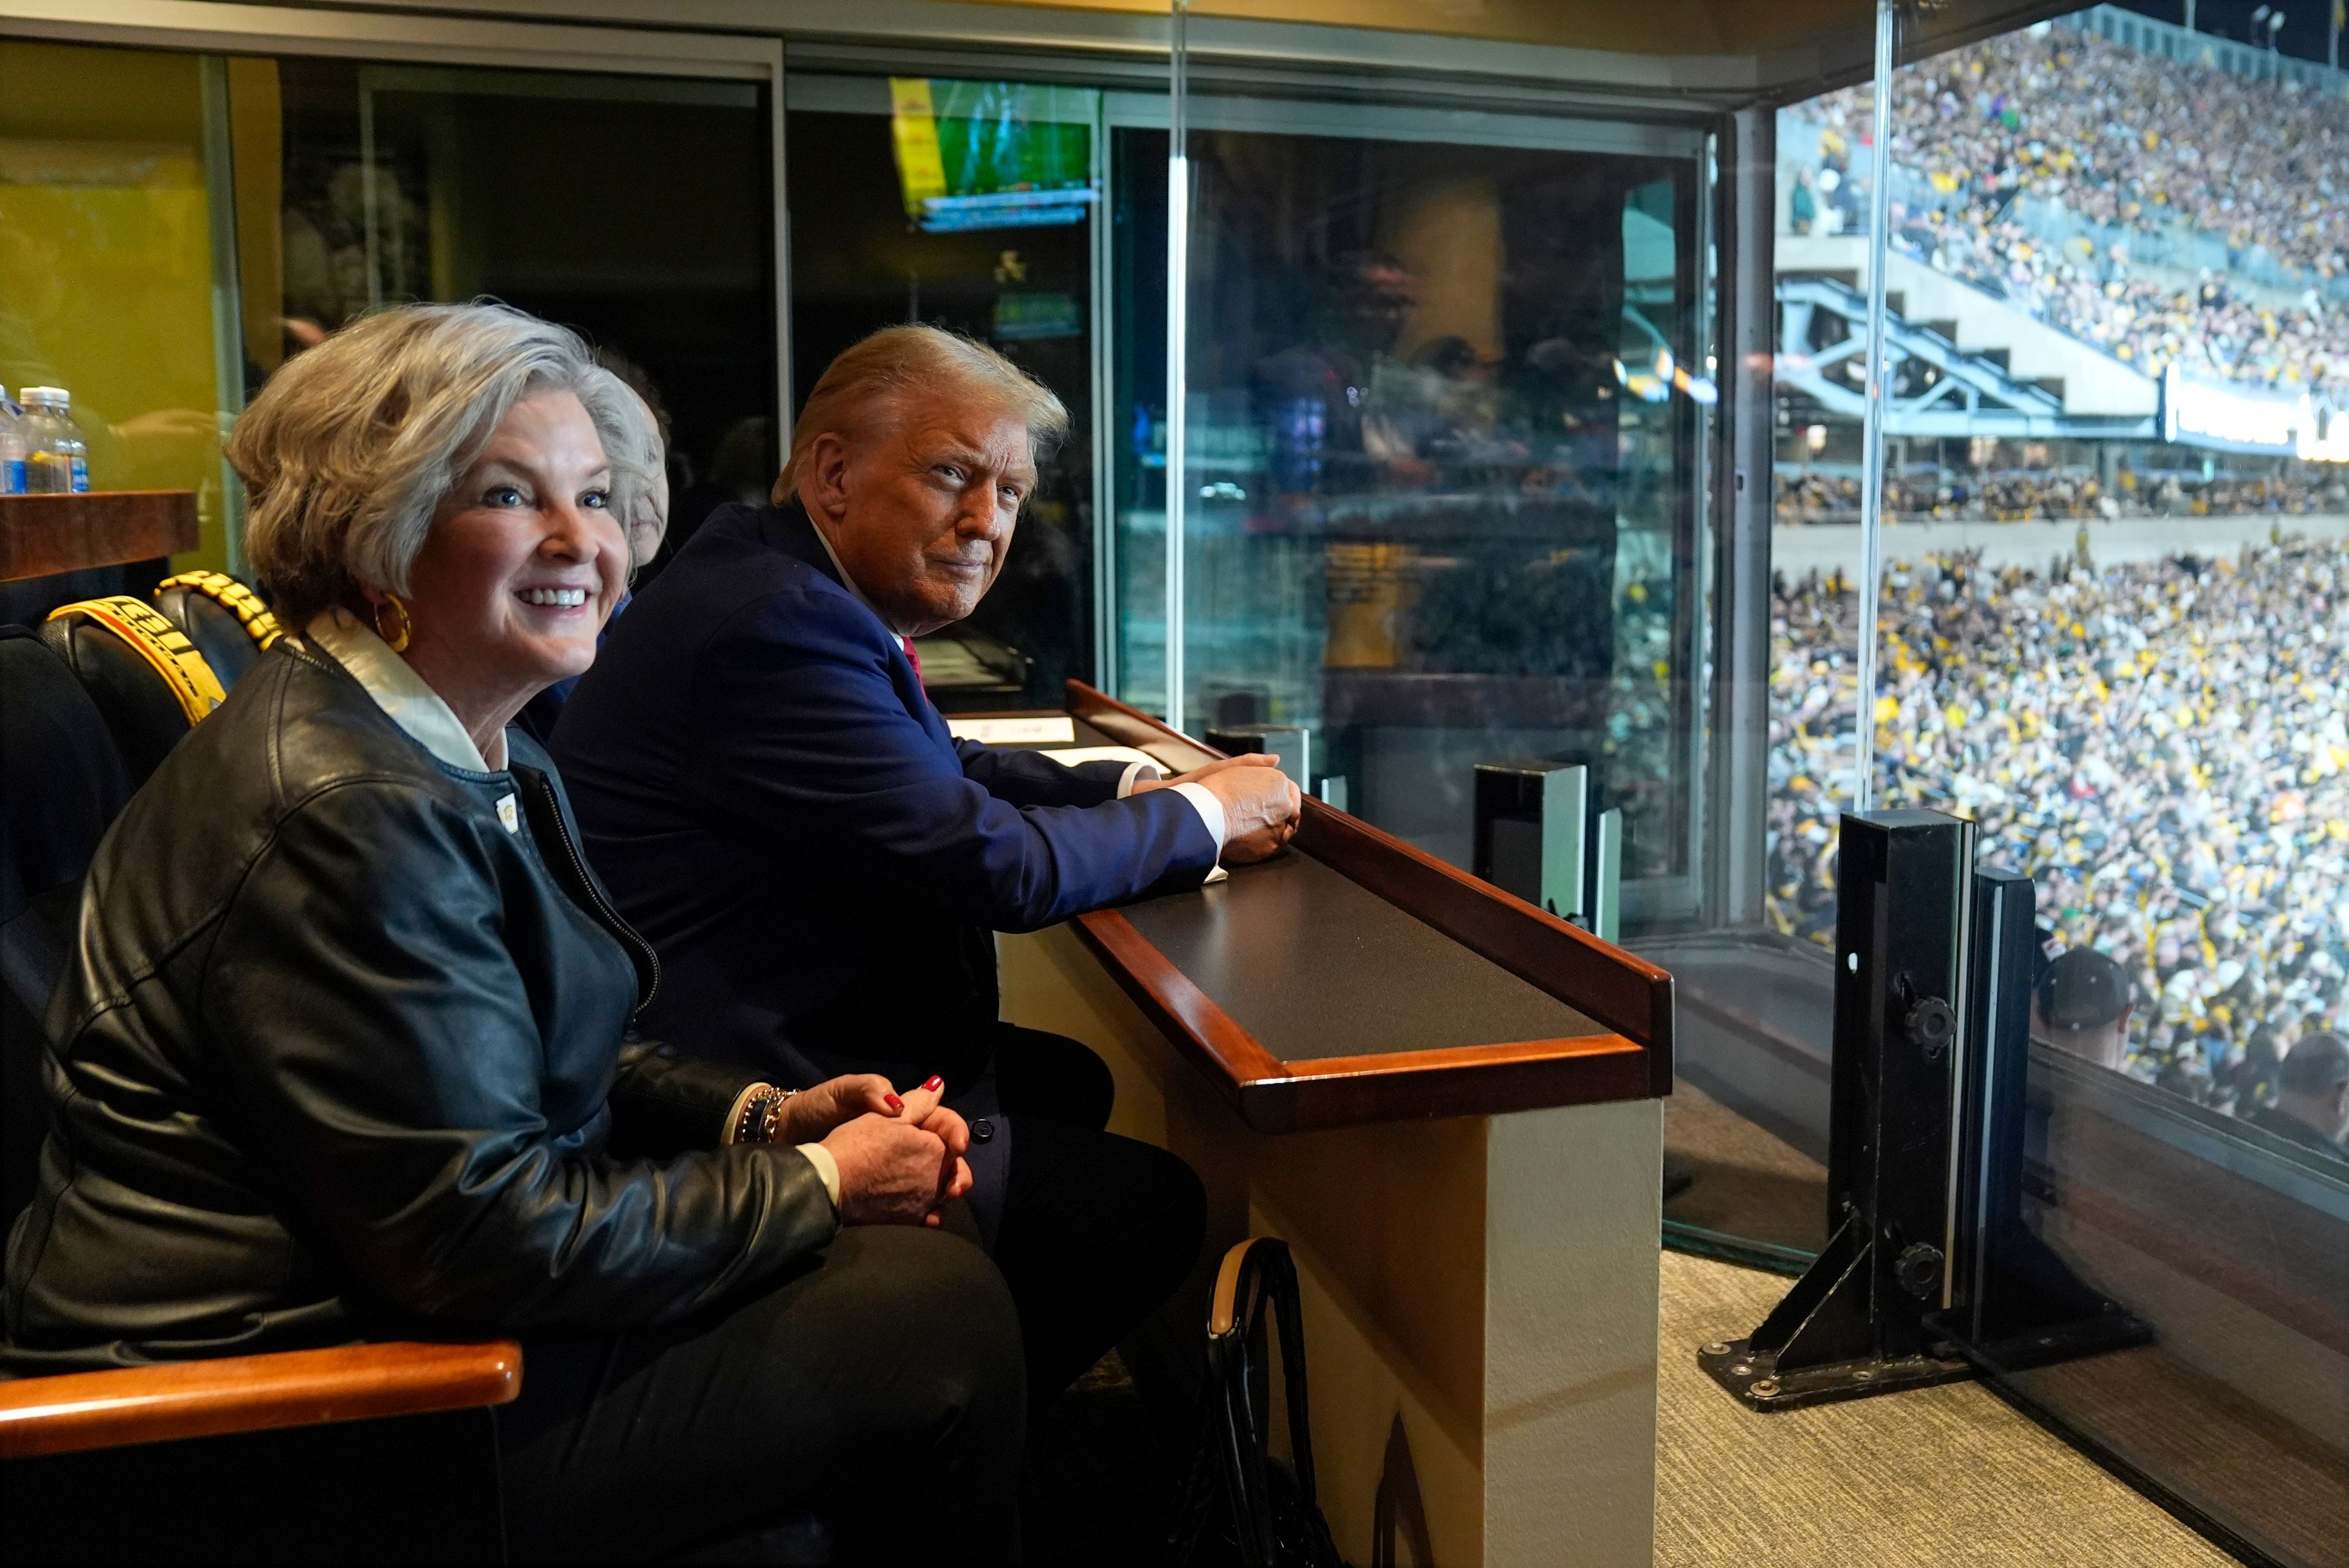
[690,585,1218,931]
[954,738,1128,807]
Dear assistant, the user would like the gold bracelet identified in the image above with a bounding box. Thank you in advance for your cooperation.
[727,1084,804,1146]
[724,1082,777,1146]
[750,1088,790,1145]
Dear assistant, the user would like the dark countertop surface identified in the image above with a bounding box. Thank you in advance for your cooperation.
[1118,849,1607,1062]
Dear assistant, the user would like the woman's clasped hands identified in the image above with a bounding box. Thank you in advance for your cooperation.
[792,1074,973,1227]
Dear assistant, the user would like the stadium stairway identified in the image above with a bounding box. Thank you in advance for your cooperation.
[1778,233,2161,434]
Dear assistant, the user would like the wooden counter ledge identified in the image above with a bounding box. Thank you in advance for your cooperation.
[1063,681,1674,1131]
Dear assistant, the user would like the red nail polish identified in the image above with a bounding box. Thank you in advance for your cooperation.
[922,1075,943,1092]
[885,1093,904,1111]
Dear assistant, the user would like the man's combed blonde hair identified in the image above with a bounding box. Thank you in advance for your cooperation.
[774,325,1069,503]
[229,301,656,626]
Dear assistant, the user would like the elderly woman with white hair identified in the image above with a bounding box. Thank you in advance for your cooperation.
[2,303,1024,1562]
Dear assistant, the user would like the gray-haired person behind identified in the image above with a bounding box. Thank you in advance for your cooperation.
[1,301,1025,1563]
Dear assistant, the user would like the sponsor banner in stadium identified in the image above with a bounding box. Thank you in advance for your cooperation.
[2160,366,2347,462]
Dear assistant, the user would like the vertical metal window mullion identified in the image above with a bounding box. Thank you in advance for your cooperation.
[199,53,249,577]
[1712,103,1776,931]
[770,40,793,459]
[1163,0,1191,731]
[1089,84,1117,695]
[1851,0,1896,818]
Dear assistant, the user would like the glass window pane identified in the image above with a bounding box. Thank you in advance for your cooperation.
[256,60,776,564]
[1122,102,1713,897]
[1,40,243,580]
[4,41,774,619]
[1792,7,2349,1558]
[1110,122,1170,718]
[1636,82,1882,1264]
[786,76,1102,709]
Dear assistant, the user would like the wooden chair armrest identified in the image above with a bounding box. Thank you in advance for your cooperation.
[0,1340,521,1460]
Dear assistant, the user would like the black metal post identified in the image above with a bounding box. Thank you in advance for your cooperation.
[1700,808,1979,1410]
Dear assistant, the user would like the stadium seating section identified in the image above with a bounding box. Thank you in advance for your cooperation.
[1793,24,2348,398]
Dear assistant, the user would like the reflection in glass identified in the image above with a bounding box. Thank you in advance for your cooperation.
[789,78,1101,708]
[252,61,776,568]
[0,40,244,579]
[1120,115,1710,891]
[1972,954,2349,1567]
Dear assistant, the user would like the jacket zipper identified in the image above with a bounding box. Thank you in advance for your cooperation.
[526,771,662,1017]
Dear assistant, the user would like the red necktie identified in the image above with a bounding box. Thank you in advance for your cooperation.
[901,636,925,690]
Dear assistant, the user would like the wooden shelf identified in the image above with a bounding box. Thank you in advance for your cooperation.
[0,490,200,583]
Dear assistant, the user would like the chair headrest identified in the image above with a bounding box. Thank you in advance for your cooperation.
[153,572,281,692]
[40,597,226,790]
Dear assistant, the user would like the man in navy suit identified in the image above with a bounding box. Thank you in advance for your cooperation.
[551,326,1299,1403]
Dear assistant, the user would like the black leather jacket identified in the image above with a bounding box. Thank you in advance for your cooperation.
[4,637,837,1370]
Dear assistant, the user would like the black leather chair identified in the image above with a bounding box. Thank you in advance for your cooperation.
[37,596,224,790]
[0,621,519,1564]
[0,628,134,1230]
[153,570,282,690]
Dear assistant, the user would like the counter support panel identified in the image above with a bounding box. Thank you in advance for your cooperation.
[983,685,1672,1566]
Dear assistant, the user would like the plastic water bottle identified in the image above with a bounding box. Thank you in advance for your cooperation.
[0,393,26,495]
[20,386,91,494]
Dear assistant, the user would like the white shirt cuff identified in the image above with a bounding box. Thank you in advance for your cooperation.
[1116,759,1163,797]
[1170,780,1227,849]
[795,1142,842,1209]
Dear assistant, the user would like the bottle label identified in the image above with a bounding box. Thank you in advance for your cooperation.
[70,455,89,493]
[1,458,22,495]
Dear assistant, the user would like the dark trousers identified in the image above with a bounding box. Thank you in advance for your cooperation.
[496,1226,1025,1565]
[989,1026,1207,1407]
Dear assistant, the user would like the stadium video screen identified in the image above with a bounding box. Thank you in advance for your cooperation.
[888,78,1097,234]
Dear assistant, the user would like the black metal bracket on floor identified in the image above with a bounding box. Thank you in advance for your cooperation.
[1698,1210,1974,1411]
[1700,816,2152,1415]
[1701,811,1993,1413]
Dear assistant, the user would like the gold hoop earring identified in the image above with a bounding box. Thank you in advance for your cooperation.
[374,594,413,654]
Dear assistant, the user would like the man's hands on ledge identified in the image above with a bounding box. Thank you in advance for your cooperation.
[1134,752,1302,865]
[811,1074,973,1227]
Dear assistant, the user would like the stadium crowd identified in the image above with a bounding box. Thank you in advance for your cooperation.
[1773,465,2345,523]
[1789,22,2349,396]
[1765,536,2349,1111]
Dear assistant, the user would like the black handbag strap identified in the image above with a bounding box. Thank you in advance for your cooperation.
[1185,1237,1343,1568]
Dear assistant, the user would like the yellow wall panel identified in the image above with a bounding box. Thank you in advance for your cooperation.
[0,40,234,573]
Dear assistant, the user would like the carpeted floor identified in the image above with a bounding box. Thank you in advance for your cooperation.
[1657,1249,2240,1568]
[1025,1255,2251,1565]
